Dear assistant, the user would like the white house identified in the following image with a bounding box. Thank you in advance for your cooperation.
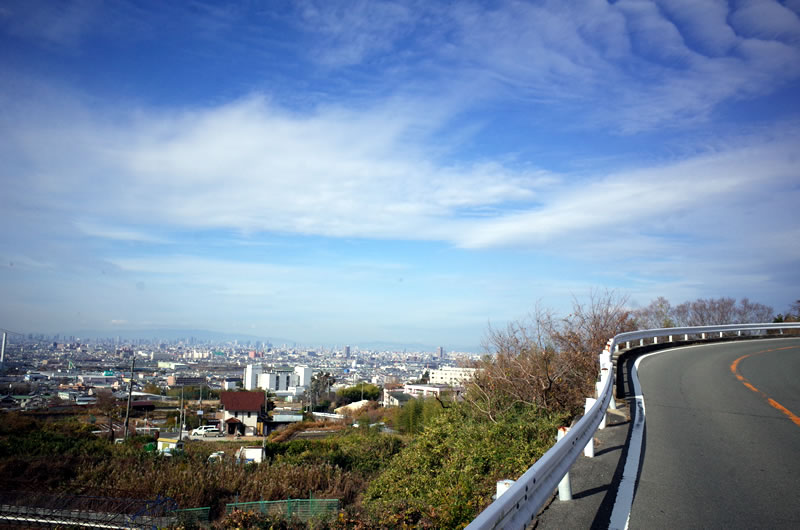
[220,391,267,436]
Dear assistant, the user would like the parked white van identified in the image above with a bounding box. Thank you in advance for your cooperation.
[191,425,224,437]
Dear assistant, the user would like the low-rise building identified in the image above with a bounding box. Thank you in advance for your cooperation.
[220,391,267,436]
[428,366,476,386]
[383,389,414,407]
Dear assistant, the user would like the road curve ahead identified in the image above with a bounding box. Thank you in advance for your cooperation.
[626,338,800,529]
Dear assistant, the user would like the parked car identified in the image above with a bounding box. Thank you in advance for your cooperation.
[191,425,223,437]
[208,451,225,463]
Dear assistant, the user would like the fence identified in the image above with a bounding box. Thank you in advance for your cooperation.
[467,322,800,529]
[0,487,180,529]
[226,498,339,522]
[169,506,211,526]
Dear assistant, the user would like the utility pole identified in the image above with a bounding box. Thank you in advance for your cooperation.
[178,386,184,441]
[123,357,135,439]
[262,388,268,448]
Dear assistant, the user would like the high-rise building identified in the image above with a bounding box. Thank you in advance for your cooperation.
[344,345,351,357]
[437,346,444,359]
[244,364,262,390]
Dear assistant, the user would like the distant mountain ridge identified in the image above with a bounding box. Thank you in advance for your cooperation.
[49,328,478,353]
[61,328,292,345]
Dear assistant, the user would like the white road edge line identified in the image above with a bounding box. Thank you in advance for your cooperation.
[607,345,699,530]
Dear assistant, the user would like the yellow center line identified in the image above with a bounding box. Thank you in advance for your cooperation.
[730,346,800,428]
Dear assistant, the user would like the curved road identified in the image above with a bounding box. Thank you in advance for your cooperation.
[627,338,800,528]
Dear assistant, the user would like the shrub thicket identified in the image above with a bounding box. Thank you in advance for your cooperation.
[362,403,567,528]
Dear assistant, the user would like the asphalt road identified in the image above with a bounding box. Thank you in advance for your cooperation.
[627,338,800,529]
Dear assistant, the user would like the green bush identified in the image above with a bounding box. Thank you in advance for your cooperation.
[363,403,567,528]
[393,397,446,434]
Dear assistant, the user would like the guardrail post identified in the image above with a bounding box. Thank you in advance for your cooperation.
[719,332,723,338]
[496,479,515,499]
[626,341,630,349]
[639,338,644,346]
[669,335,673,342]
[556,427,573,501]
[653,336,658,344]
[585,398,599,456]
[684,334,689,341]
[701,332,707,339]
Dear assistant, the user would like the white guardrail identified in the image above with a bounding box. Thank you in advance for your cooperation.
[466,322,800,530]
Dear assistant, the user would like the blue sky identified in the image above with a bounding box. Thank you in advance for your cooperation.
[1,1,799,350]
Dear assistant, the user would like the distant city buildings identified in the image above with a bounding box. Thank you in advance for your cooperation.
[0,332,481,420]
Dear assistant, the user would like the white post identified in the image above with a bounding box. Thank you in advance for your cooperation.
[719,332,723,338]
[556,428,572,501]
[738,330,742,336]
[615,344,619,353]
[626,341,630,349]
[653,336,658,344]
[584,398,597,457]
[684,334,689,341]
[639,338,644,347]
[701,333,707,339]
[496,479,515,499]
[605,368,617,410]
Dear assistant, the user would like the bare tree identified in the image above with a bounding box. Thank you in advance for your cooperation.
[550,289,636,357]
[735,298,774,323]
[633,296,675,329]
[466,291,635,420]
[640,296,774,328]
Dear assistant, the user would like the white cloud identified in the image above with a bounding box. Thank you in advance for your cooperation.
[297,0,416,68]
[4,94,555,242]
[729,0,800,41]
[420,0,800,132]
[455,135,800,253]
[4,90,799,260]
[75,221,166,243]
[654,0,737,57]
[0,0,101,47]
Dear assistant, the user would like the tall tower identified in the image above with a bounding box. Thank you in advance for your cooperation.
[344,345,351,357]
[437,346,444,360]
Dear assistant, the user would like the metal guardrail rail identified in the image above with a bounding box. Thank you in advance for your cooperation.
[467,322,800,530]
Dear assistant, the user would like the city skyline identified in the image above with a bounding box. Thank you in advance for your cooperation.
[1,1,799,348]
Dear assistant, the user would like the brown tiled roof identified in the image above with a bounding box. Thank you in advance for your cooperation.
[220,391,265,412]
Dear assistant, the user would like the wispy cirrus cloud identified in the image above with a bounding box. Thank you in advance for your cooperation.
[3,88,798,260]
